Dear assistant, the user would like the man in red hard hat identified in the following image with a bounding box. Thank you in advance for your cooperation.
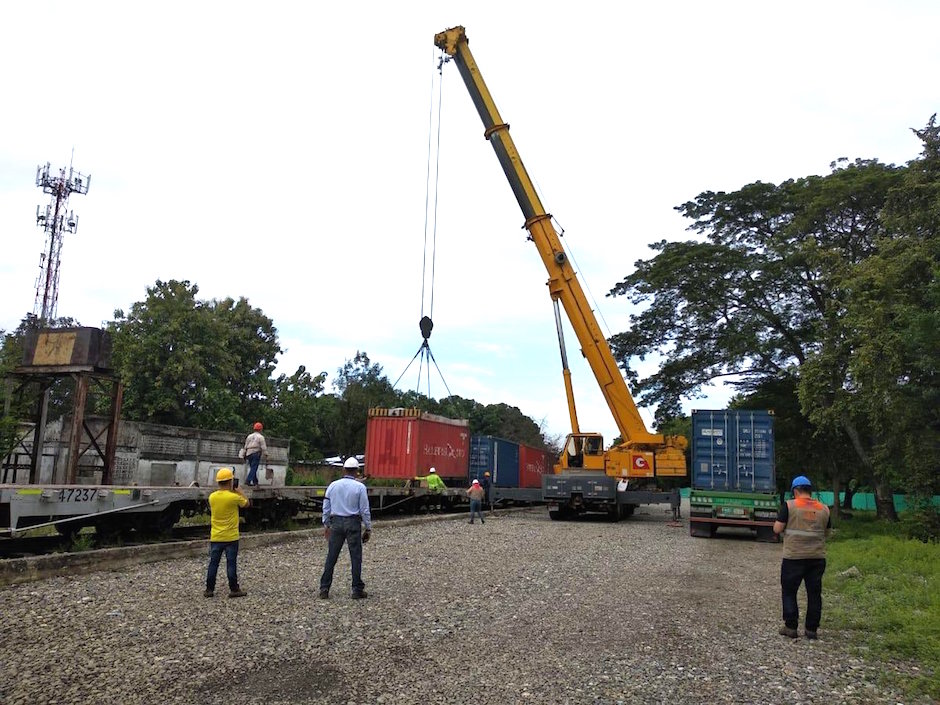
[242,422,267,487]
[774,475,831,640]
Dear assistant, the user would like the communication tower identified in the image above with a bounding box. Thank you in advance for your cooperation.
[33,161,91,322]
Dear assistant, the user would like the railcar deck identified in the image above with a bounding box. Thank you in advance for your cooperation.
[0,483,475,535]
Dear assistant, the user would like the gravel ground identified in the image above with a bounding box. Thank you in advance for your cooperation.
[0,506,928,705]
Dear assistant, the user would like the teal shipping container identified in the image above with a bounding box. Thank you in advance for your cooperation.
[691,410,775,493]
[469,436,519,487]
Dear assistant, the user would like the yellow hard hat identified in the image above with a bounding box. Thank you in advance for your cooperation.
[216,467,235,482]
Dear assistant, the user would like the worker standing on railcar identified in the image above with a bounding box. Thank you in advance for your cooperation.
[467,479,486,524]
[319,457,372,599]
[414,467,447,512]
[242,422,267,487]
[773,475,831,639]
[205,467,249,598]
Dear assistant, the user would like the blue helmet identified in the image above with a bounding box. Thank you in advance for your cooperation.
[791,475,813,490]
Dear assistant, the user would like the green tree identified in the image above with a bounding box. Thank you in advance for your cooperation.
[840,117,940,502]
[269,365,335,461]
[609,158,907,517]
[109,280,282,430]
[332,352,398,457]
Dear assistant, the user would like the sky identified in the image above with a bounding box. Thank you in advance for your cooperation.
[1,1,938,446]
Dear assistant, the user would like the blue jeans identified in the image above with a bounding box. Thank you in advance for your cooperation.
[469,500,485,523]
[207,540,240,591]
[246,453,261,486]
[319,515,365,593]
[781,558,826,630]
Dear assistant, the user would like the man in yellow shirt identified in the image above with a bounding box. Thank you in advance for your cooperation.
[205,467,250,598]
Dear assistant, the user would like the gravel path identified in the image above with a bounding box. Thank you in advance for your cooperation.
[0,507,927,704]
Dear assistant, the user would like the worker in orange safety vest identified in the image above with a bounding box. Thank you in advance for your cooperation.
[773,475,831,640]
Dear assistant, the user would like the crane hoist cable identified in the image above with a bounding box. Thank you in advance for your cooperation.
[392,49,452,401]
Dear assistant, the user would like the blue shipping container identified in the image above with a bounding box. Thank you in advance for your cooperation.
[691,410,775,492]
[469,435,520,488]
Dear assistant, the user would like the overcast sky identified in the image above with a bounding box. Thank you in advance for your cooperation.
[1,1,937,445]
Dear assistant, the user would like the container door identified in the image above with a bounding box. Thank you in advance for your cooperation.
[732,411,775,492]
[469,436,493,482]
[691,411,731,490]
[493,439,520,487]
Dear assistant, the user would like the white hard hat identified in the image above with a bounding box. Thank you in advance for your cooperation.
[429,467,436,473]
[343,457,360,470]
[471,479,480,485]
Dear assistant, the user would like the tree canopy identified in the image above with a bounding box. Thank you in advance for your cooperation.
[108,280,281,430]
[609,116,940,515]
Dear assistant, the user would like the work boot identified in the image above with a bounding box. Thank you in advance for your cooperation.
[778,626,798,639]
[204,589,214,598]
[318,589,330,599]
[228,587,247,598]
[351,590,368,599]
[804,630,818,640]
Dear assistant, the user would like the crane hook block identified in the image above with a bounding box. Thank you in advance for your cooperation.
[419,316,434,340]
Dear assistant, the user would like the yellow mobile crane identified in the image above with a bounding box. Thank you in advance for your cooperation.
[435,27,687,520]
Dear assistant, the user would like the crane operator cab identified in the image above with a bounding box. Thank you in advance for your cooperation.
[562,433,605,471]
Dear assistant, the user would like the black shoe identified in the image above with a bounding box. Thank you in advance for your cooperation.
[204,589,214,598]
[229,587,247,598]
[778,626,798,639]
[351,590,368,599]
[318,589,329,599]
[804,630,818,640]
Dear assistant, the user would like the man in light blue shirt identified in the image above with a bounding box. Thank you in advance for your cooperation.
[319,456,372,599]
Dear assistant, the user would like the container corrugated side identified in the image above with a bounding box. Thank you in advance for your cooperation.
[365,411,469,480]
[469,435,520,487]
[519,444,553,489]
[691,410,775,492]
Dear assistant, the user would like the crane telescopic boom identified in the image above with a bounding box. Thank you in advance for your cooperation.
[434,26,686,482]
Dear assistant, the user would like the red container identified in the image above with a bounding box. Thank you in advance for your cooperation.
[519,444,555,488]
[365,409,470,480]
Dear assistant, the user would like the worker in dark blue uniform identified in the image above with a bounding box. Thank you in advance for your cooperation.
[319,457,372,599]
[481,471,492,513]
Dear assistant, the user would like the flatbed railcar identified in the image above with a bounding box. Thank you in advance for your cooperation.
[0,483,475,537]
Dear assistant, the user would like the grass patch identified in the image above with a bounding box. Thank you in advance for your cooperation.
[826,512,939,700]
[69,534,96,552]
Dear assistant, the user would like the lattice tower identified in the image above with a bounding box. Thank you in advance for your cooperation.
[34,161,90,322]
